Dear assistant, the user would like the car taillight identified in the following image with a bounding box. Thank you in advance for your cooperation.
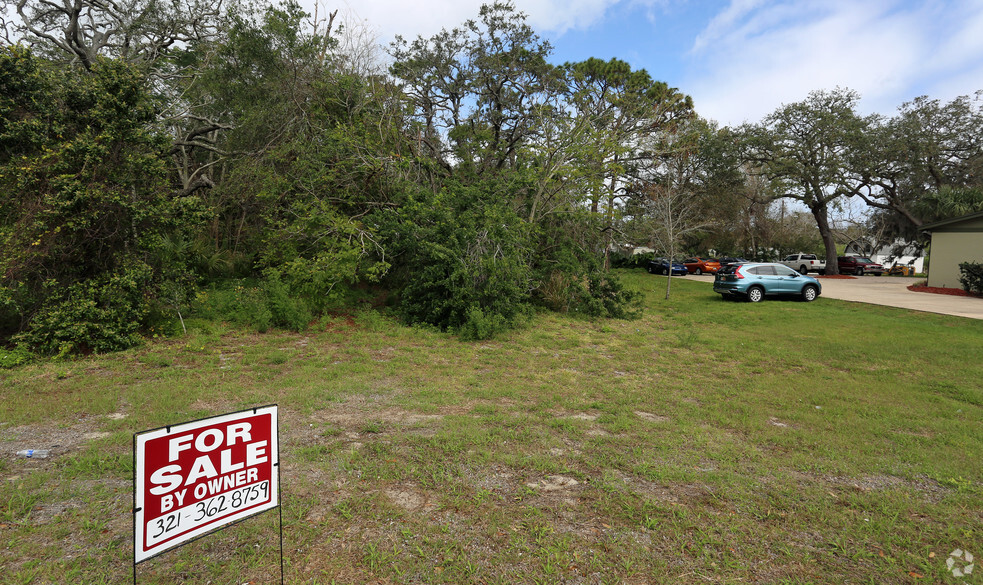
[734,267,745,279]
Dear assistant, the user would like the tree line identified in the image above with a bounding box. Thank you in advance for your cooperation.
[2,1,981,354]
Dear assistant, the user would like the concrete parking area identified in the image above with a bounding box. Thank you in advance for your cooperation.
[681,274,983,320]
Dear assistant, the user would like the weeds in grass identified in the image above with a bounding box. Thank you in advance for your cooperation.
[0,273,980,584]
[81,516,108,533]
[59,448,132,478]
[674,329,701,348]
[360,420,384,434]
[294,445,329,462]
[1,479,44,522]
[10,566,41,585]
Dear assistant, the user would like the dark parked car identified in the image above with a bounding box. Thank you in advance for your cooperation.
[718,256,750,267]
[647,258,688,276]
[713,262,821,302]
[837,256,884,276]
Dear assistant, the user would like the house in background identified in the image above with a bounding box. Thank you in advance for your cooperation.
[843,238,925,274]
[920,210,983,288]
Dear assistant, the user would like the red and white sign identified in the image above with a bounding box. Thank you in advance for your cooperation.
[134,406,279,563]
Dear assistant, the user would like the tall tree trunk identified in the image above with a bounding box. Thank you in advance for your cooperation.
[812,204,839,275]
[603,171,621,272]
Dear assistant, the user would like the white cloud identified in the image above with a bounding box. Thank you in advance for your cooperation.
[921,1,983,93]
[685,0,983,125]
[307,0,626,44]
[692,0,768,52]
[300,0,983,126]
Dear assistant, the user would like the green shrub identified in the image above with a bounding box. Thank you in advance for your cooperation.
[610,251,654,269]
[571,273,642,319]
[193,280,271,332]
[529,225,641,320]
[377,184,534,337]
[457,306,514,341]
[0,347,33,368]
[192,277,315,333]
[0,49,188,354]
[14,262,155,355]
[262,273,313,331]
[958,262,983,295]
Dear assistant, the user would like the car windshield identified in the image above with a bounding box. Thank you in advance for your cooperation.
[856,257,874,263]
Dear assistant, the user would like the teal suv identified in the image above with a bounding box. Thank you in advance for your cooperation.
[713,263,821,302]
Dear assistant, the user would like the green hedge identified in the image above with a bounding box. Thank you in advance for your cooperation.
[958,262,983,295]
[610,252,655,269]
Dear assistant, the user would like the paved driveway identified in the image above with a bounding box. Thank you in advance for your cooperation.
[681,274,983,320]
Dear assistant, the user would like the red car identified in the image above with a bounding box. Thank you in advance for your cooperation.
[683,257,722,275]
[837,256,884,276]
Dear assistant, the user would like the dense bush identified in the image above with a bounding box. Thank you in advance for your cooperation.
[958,262,983,295]
[575,273,642,319]
[377,183,534,339]
[191,277,314,333]
[0,347,33,369]
[14,262,155,355]
[0,48,187,354]
[526,209,642,319]
[610,251,655,269]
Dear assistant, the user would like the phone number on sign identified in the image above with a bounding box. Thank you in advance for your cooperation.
[146,481,270,547]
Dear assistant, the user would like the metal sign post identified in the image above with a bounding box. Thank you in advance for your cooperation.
[132,405,281,582]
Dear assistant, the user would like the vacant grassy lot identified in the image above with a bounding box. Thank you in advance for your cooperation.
[1,271,980,584]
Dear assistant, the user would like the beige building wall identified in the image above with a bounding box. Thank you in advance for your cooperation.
[927,216,983,288]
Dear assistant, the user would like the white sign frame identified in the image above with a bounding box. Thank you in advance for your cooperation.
[133,405,279,564]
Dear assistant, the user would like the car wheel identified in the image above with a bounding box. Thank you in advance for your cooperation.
[801,284,818,302]
[647,265,655,274]
[694,268,702,275]
[662,268,669,275]
[747,286,764,303]
[798,265,808,275]
[855,267,864,276]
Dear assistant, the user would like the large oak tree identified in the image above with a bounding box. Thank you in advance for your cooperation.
[740,88,873,274]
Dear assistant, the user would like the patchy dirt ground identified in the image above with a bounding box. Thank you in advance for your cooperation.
[0,412,127,465]
[1,405,972,585]
[1,314,978,584]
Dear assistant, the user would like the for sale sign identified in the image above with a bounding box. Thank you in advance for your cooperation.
[133,406,279,563]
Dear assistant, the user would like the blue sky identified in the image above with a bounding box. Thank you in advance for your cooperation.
[319,0,983,127]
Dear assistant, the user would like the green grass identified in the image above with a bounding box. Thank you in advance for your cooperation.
[0,270,980,584]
